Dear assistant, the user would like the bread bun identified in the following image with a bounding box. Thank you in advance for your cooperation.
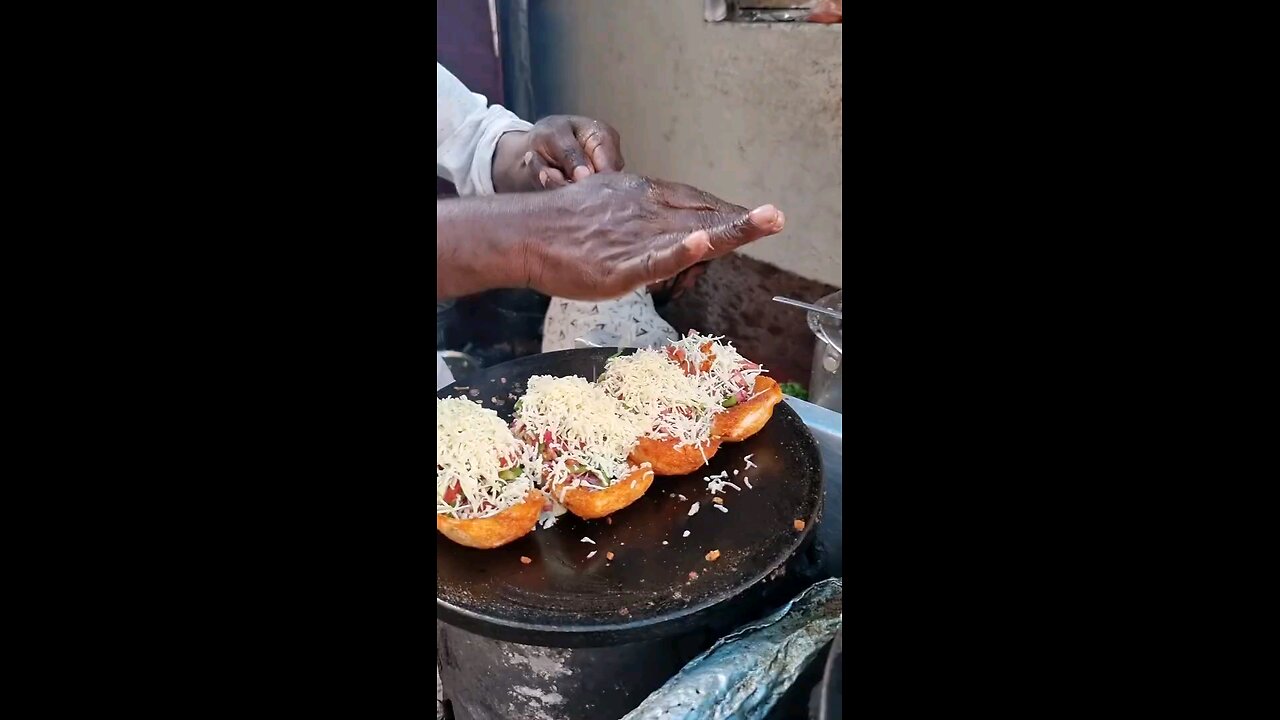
[629,436,722,476]
[712,375,783,442]
[436,490,544,549]
[559,465,654,519]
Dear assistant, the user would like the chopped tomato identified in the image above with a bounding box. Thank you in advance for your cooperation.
[667,345,712,375]
[442,481,462,504]
[698,344,715,373]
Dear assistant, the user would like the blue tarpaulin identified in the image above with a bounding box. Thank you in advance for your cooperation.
[622,578,843,720]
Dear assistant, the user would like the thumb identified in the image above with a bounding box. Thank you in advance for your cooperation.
[619,230,712,289]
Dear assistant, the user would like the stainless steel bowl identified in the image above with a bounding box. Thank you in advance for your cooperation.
[806,290,842,414]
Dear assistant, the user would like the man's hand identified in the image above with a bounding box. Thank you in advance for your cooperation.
[648,262,710,305]
[492,115,624,193]
[520,173,785,301]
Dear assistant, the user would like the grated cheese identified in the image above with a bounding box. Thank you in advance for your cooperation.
[538,494,568,529]
[688,502,700,516]
[597,349,723,450]
[436,397,535,520]
[511,375,645,501]
[587,550,597,559]
[666,332,768,404]
[705,472,740,496]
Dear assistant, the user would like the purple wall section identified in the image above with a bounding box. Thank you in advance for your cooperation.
[437,0,505,197]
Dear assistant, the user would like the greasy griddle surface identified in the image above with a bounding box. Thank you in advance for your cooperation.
[436,348,823,643]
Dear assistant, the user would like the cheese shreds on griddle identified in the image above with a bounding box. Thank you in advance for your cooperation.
[597,349,723,448]
[538,495,568,529]
[666,332,767,404]
[511,375,645,500]
[436,397,536,519]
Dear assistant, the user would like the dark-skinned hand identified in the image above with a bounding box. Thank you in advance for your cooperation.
[520,172,785,301]
[493,115,624,193]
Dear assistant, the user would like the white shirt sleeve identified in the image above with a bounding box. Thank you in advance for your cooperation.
[437,63,533,196]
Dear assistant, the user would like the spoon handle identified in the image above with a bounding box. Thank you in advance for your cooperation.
[772,296,843,321]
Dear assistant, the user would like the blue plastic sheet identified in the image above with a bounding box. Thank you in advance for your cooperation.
[622,578,843,720]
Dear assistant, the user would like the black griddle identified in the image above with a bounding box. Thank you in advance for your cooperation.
[436,348,824,647]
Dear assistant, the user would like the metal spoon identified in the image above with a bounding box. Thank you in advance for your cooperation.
[772,296,843,321]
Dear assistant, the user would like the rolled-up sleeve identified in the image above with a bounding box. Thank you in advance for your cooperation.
[437,63,532,196]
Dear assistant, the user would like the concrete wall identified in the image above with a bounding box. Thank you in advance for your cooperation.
[528,0,842,288]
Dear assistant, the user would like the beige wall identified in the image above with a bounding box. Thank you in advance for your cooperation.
[530,0,842,287]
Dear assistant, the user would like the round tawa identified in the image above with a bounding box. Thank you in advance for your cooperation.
[436,348,824,647]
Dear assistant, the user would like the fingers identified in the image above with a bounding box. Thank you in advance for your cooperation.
[703,204,785,254]
[536,117,594,181]
[652,179,744,213]
[617,230,712,289]
[523,151,568,189]
[749,204,786,233]
[642,177,784,255]
[665,202,785,256]
[531,115,624,181]
[570,117,625,172]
